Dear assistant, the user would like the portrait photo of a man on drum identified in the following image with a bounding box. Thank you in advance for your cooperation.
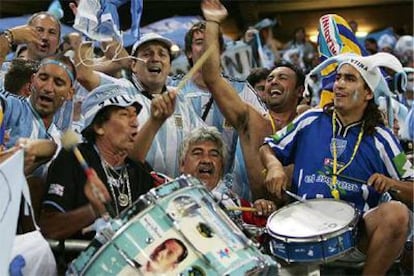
[144,238,188,274]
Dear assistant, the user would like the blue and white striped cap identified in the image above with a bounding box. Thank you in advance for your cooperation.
[81,84,142,132]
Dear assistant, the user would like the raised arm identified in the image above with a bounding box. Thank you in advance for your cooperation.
[128,90,177,163]
[0,25,41,68]
[201,0,250,130]
[74,41,101,91]
[16,138,58,175]
[93,39,131,76]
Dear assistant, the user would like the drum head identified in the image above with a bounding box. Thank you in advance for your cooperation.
[267,199,357,238]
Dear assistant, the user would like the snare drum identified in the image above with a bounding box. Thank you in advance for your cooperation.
[68,176,276,275]
[266,198,359,263]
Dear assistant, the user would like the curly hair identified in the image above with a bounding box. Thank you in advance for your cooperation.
[324,98,384,136]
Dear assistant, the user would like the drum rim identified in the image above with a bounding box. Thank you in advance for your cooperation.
[266,198,359,240]
[78,202,159,274]
[272,245,357,264]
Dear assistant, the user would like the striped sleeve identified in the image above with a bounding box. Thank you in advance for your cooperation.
[374,126,413,179]
[264,109,322,165]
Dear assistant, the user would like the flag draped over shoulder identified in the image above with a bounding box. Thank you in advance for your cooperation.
[316,14,368,107]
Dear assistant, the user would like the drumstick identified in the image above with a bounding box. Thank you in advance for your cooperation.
[176,45,214,92]
[330,173,401,194]
[152,45,214,117]
[61,130,116,218]
[226,206,257,212]
[284,189,308,203]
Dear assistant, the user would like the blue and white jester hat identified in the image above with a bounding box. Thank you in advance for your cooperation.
[305,52,405,102]
[304,52,406,126]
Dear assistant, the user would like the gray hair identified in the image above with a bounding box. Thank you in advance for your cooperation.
[179,126,228,168]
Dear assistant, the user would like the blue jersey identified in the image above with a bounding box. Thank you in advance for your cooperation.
[264,109,413,212]
[0,90,61,148]
[169,75,266,200]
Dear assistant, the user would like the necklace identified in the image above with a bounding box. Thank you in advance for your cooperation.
[331,111,364,199]
[268,111,277,133]
[101,159,132,214]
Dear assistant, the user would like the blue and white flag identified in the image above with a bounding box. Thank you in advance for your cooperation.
[0,150,25,276]
[74,0,142,46]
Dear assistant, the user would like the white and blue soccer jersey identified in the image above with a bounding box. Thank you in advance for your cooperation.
[264,109,413,213]
[169,75,266,200]
[97,73,206,178]
[0,61,11,90]
[0,90,61,148]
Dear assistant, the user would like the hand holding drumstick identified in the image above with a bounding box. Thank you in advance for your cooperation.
[61,130,114,217]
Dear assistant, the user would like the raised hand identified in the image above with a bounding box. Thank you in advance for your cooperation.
[151,89,178,121]
[201,0,228,23]
[9,25,42,46]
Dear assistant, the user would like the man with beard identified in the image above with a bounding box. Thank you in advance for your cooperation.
[200,0,304,200]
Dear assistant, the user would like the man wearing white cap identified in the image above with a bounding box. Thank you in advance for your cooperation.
[76,33,205,179]
[40,83,176,240]
[260,51,413,275]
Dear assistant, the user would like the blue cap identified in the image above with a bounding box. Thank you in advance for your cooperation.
[81,84,142,132]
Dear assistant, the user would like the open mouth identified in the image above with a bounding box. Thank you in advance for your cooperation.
[38,94,53,104]
[197,165,214,176]
[270,88,282,97]
[39,42,49,52]
[147,65,162,74]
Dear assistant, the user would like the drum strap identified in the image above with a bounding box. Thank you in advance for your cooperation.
[201,96,214,121]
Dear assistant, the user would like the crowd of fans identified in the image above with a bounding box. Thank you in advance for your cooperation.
[0,0,412,275]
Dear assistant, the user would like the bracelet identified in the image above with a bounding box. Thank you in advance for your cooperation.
[206,19,220,25]
[2,29,14,49]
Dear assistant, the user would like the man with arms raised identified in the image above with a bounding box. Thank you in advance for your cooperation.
[201,0,304,200]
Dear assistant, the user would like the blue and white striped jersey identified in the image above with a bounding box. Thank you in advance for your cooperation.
[0,90,61,148]
[96,73,206,178]
[264,108,413,213]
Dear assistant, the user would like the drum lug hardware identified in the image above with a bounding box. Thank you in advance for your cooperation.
[145,237,154,244]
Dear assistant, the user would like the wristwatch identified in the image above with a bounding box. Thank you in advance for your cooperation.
[0,29,14,49]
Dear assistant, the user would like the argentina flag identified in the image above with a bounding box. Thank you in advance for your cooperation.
[73,0,142,46]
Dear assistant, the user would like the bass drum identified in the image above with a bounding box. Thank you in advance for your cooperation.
[68,176,277,275]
